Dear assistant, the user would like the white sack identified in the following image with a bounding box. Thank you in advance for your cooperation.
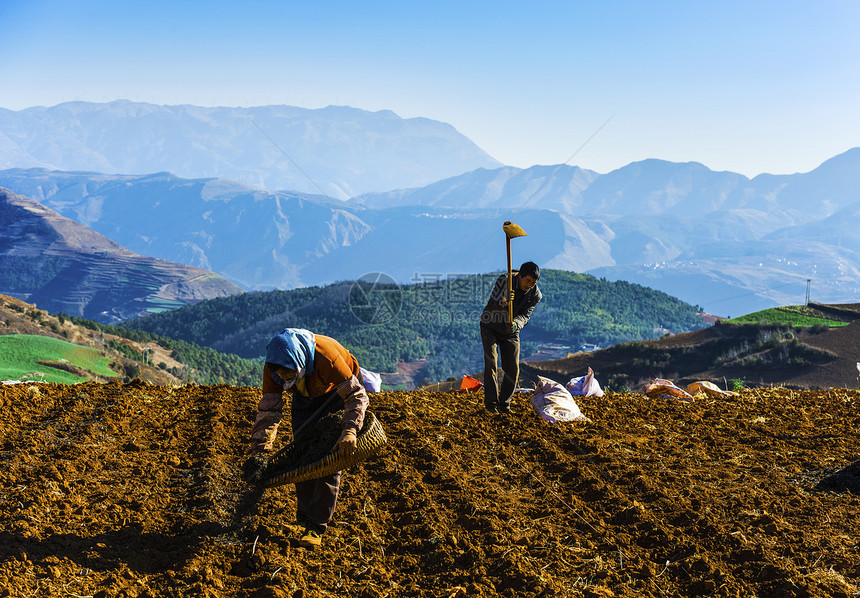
[643,378,694,401]
[531,376,592,424]
[566,367,605,398]
[686,380,737,398]
[360,367,382,393]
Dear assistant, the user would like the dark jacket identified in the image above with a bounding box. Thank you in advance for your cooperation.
[480,272,542,334]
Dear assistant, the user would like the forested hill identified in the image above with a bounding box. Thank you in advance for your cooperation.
[122,269,707,384]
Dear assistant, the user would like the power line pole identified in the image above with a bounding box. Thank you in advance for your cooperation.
[805,279,811,306]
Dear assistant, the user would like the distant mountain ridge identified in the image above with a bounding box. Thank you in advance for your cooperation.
[1,98,859,316]
[0,169,375,290]
[0,169,619,289]
[3,148,860,316]
[0,187,243,322]
[357,151,860,217]
[0,100,502,198]
[354,164,601,212]
[356,149,860,315]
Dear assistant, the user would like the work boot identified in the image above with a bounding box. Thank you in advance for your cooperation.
[299,529,322,548]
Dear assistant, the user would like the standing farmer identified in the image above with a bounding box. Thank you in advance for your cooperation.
[247,328,369,548]
[480,261,542,413]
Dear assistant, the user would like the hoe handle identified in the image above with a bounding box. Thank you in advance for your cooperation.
[506,236,513,324]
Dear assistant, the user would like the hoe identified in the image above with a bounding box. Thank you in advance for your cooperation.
[502,221,527,324]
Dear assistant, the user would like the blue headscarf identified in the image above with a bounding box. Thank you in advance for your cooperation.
[265,328,316,379]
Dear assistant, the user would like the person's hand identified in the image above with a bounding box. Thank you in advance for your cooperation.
[508,321,520,334]
[334,429,358,456]
[510,290,515,304]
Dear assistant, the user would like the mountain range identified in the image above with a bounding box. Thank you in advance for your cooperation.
[0,168,626,292]
[355,151,860,316]
[1,101,859,318]
[0,101,501,198]
[3,148,860,316]
[0,187,242,322]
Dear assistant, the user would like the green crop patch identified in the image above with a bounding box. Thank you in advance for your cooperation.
[0,334,119,384]
[727,306,850,328]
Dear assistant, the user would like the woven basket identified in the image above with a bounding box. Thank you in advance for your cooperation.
[263,411,387,488]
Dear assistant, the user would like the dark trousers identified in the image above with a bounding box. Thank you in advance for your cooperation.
[480,323,520,411]
[291,390,344,534]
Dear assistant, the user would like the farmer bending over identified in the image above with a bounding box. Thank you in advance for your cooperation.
[480,261,542,414]
[246,328,368,548]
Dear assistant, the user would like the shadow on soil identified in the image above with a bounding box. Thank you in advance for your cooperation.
[816,460,860,495]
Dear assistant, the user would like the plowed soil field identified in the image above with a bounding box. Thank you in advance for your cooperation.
[1,381,859,597]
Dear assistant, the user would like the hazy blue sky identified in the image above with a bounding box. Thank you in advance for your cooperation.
[1,0,858,177]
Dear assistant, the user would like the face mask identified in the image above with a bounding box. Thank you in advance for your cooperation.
[272,365,299,389]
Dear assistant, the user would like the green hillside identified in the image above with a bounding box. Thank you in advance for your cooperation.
[123,269,707,383]
[727,305,852,328]
[66,316,261,386]
[0,293,260,386]
[0,334,118,384]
